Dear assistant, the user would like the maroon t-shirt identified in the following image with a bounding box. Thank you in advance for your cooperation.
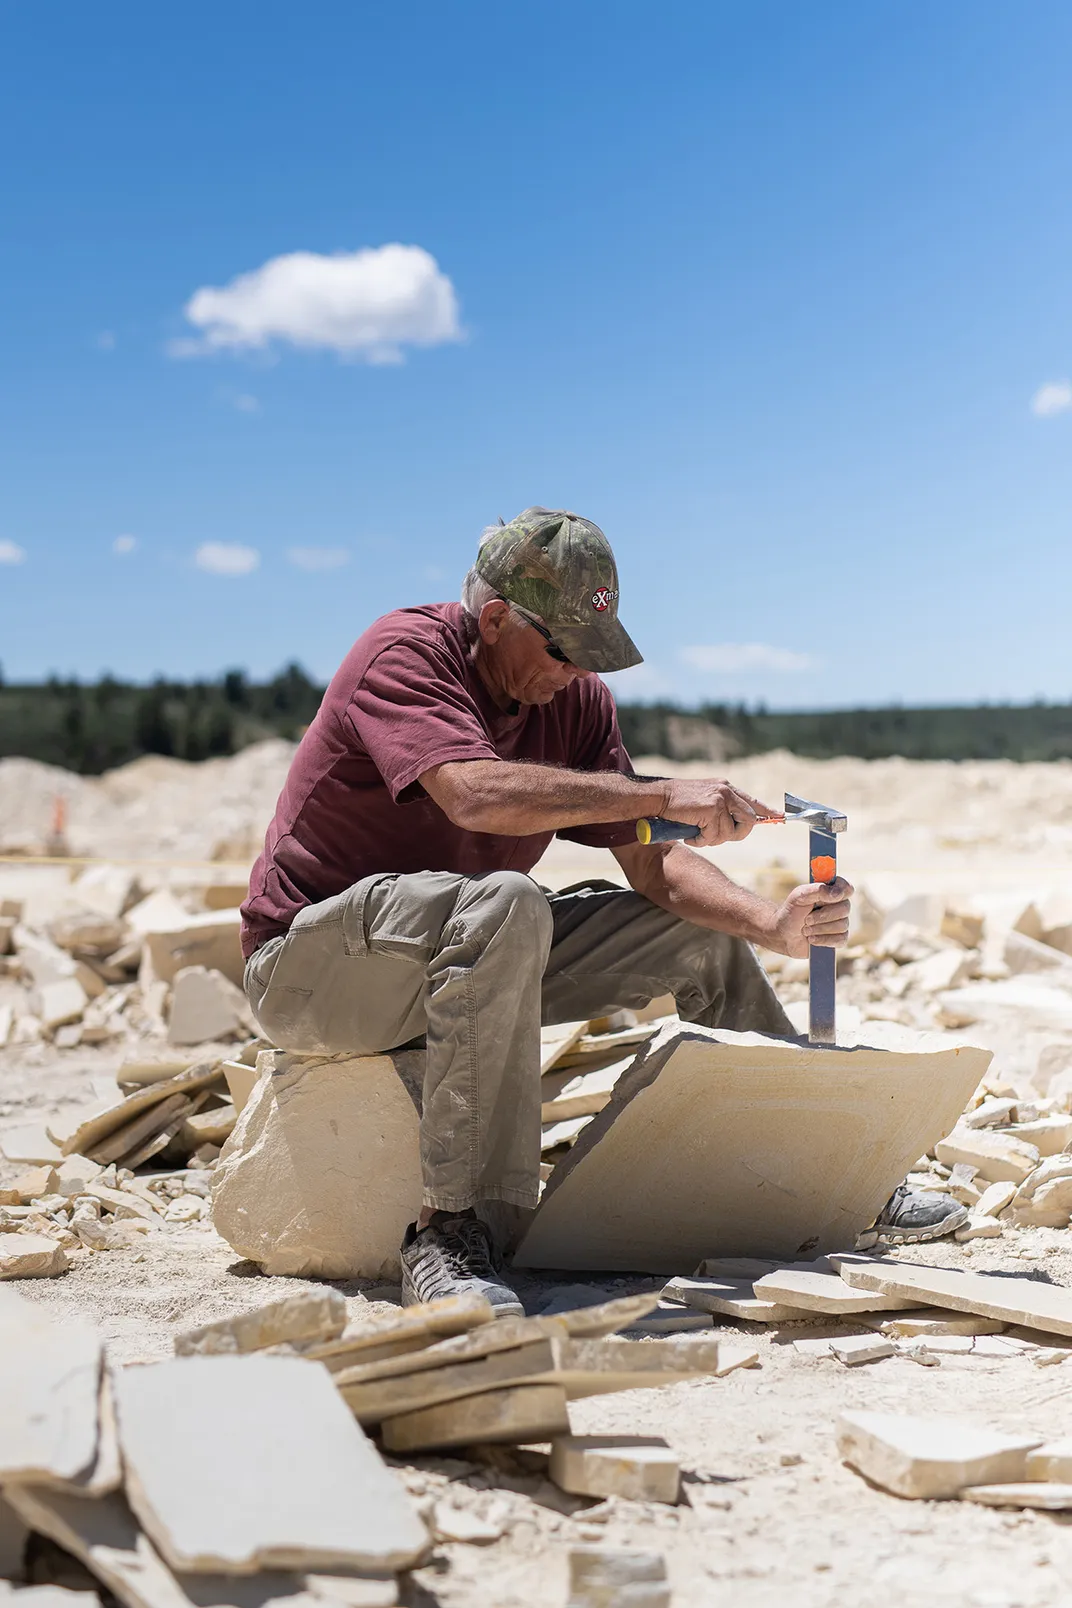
[241,603,638,957]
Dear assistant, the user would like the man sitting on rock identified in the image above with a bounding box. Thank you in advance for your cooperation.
[240,506,966,1316]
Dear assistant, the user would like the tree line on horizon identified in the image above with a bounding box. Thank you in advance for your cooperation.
[1,666,1072,773]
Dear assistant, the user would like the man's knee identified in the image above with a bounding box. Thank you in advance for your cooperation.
[459,871,553,946]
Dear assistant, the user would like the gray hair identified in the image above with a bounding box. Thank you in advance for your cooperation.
[460,565,500,619]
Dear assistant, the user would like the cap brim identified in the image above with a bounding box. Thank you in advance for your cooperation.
[550,615,644,674]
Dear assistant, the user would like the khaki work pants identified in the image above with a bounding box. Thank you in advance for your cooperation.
[244,871,793,1214]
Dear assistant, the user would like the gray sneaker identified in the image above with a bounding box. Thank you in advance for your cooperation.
[873,1184,969,1244]
[400,1210,524,1318]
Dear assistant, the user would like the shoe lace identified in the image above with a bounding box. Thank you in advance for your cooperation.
[440,1218,499,1281]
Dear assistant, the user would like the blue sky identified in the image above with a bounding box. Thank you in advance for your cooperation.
[2,1,1071,708]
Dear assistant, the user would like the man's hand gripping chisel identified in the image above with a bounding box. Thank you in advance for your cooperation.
[636,792,848,1046]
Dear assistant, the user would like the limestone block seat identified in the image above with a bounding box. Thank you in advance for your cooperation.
[211,1048,424,1279]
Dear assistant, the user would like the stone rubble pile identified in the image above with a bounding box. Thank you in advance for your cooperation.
[0,870,254,1055]
[0,1279,742,1604]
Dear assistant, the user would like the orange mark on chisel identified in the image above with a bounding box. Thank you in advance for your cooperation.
[811,855,836,883]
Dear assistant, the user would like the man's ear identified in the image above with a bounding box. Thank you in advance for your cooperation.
[477,599,512,644]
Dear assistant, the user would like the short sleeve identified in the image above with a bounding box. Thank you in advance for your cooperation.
[346,640,500,801]
[556,678,640,850]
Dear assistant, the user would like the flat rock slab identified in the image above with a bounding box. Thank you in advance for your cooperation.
[961,1483,1072,1510]
[306,1294,494,1373]
[1026,1439,1072,1481]
[175,1291,347,1356]
[866,1310,1007,1338]
[211,1050,424,1280]
[0,1294,101,1483]
[752,1260,918,1316]
[5,1484,361,1608]
[380,1382,570,1455]
[837,1409,1042,1499]
[832,1255,1072,1339]
[550,1436,680,1504]
[52,1061,223,1158]
[112,1356,427,1575]
[662,1275,813,1324]
[516,1024,989,1272]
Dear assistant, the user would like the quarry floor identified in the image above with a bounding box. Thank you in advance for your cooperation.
[5,1039,1072,1608]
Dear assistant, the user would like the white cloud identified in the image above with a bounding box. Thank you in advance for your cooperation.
[113,534,137,555]
[174,244,462,363]
[287,546,349,571]
[680,643,816,674]
[95,330,116,352]
[602,662,674,699]
[232,393,260,413]
[1031,381,1072,417]
[0,540,26,565]
[195,542,260,577]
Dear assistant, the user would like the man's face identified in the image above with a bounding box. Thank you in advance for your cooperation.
[478,600,590,705]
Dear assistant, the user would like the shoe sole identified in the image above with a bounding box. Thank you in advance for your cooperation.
[876,1204,970,1244]
[400,1265,525,1319]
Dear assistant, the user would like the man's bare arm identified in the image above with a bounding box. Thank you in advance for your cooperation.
[613,840,854,960]
[419,759,773,845]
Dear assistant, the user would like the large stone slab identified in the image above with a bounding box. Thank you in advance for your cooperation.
[516,1023,990,1273]
[831,1255,1072,1338]
[211,1051,423,1280]
[0,1290,101,1484]
[112,1356,428,1575]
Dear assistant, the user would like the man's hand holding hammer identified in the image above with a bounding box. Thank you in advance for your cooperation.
[619,775,854,961]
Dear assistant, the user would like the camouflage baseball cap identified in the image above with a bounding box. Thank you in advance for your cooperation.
[474,506,642,673]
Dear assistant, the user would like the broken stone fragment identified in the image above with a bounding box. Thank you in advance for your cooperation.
[1025,1439,1072,1481]
[934,1125,1040,1185]
[550,1437,680,1504]
[35,979,89,1032]
[2,1164,59,1204]
[975,1180,1017,1218]
[0,1231,70,1278]
[829,1334,895,1366]
[174,1290,347,1356]
[837,1409,1042,1499]
[961,1483,1072,1510]
[167,967,252,1047]
[567,1548,670,1608]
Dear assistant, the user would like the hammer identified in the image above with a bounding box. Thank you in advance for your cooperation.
[636,791,848,1045]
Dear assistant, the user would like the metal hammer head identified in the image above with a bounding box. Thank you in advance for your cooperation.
[783,792,847,834]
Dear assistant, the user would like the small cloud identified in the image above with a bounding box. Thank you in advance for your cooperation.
[173,243,462,363]
[232,393,260,413]
[195,542,260,577]
[680,643,816,674]
[423,564,446,583]
[0,540,26,565]
[95,330,116,352]
[1031,381,1072,417]
[602,662,673,699]
[113,534,137,555]
[287,546,349,572]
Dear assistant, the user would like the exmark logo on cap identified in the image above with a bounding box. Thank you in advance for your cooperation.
[591,587,618,613]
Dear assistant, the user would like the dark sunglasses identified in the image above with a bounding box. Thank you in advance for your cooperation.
[505,601,574,665]
[526,617,572,665]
